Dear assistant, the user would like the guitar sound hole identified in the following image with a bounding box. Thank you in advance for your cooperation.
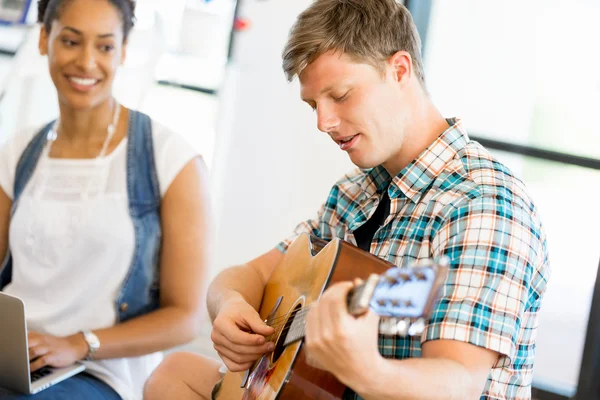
[271,303,303,363]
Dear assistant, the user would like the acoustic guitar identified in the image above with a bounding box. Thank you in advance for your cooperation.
[214,233,448,400]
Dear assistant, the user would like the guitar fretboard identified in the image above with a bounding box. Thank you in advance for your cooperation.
[283,310,307,346]
[282,310,428,346]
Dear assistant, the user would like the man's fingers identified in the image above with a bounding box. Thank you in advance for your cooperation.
[305,351,326,371]
[329,281,355,297]
[213,319,271,347]
[360,310,380,326]
[214,344,268,366]
[219,354,254,372]
[213,338,274,356]
[324,281,355,318]
[243,313,275,337]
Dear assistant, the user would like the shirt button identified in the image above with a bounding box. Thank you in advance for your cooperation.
[119,303,129,312]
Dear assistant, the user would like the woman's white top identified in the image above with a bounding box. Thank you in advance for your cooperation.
[0,120,199,400]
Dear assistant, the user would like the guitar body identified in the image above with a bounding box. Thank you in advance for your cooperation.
[214,234,392,400]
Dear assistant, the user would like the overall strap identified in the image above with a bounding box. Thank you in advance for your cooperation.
[0,121,54,289]
[126,110,161,215]
[14,121,55,205]
[116,109,162,322]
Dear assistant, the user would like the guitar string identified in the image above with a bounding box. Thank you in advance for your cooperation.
[264,308,310,334]
[265,321,303,343]
[256,275,425,340]
[260,308,311,342]
[258,282,368,327]
[258,279,402,327]
[263,306,310,327]
[258,275,410,327]
[263,307,417,342]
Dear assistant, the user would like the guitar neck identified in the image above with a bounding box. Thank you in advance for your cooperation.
[281,262,446,346]
[282,280,375,347]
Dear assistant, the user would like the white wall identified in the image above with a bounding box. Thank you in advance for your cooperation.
[0,27,57,142]
[210,0,354,274]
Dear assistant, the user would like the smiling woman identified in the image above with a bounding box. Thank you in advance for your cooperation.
[0,0,214,399]
[37,0,134,111]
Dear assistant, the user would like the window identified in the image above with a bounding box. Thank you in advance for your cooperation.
[416,0,600,396]
[424,0,600,159]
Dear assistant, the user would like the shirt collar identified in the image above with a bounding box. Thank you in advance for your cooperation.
[364,118,469,203]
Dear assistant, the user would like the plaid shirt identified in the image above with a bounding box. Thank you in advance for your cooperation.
[276,119,550,400]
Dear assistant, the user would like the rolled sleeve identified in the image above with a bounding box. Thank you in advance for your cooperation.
[423,195,537,367]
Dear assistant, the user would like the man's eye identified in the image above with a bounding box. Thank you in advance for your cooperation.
[333,93,348,102]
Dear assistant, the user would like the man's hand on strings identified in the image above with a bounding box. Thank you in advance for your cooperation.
[211,298,275,372]
[304,281,382,385]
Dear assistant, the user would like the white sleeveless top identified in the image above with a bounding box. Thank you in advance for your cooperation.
[0,120,199,400]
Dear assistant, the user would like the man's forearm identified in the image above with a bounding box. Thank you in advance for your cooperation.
[351,357,478,400]
[207,264,266,322]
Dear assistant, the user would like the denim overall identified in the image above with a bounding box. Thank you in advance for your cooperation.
[0,110,162,322]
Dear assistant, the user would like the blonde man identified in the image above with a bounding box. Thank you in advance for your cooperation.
[144,1,550,399]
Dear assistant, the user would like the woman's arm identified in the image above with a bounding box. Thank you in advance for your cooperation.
[31,156,214,370]
[88,156,213,358]
[0,187,11,268]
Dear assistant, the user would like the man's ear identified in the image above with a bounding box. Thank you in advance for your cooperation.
[387,50,413,84]
[39,26,49,56]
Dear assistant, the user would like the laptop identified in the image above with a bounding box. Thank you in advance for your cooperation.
[0,292,85,394]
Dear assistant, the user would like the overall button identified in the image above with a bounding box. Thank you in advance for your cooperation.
[119,303,129,312]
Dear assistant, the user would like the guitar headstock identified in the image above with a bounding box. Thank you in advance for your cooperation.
[347,257,449,336]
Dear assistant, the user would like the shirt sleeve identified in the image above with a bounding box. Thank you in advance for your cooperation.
[0,127,40,200]
[275,184,343,254]
[422,194,545,368]
[152,121,200,198]
[0,138,15,199]
[275,210,324,254]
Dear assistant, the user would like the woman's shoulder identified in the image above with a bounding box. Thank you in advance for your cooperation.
[0,123,50,164]
[144,118,201,197]
[0,123,51,199]
[147,118,198,157]
[149,118,189,144]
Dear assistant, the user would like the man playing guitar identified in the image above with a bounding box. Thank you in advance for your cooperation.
[145,1,550,399]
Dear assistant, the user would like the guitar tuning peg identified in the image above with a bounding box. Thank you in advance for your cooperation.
[413,271,427,281]
[398,273,411,282]
[379,317,398,335]
[379,318,412,336]
[404,299,414,308]
[377,299,388,307]
[390,299,400,307]
[396,318,410,336]
[407,318,426,336]
[384,276,399,285]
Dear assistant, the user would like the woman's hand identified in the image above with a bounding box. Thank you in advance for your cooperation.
[28,331,88,372]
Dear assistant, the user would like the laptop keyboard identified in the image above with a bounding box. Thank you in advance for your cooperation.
[31,366,53,382]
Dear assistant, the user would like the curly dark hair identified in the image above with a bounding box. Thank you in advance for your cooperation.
[37,0,136,40]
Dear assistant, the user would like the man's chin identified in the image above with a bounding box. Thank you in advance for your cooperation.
[349,156,380,171]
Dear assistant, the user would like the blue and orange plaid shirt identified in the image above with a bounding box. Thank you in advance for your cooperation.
[276,119,550,400]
